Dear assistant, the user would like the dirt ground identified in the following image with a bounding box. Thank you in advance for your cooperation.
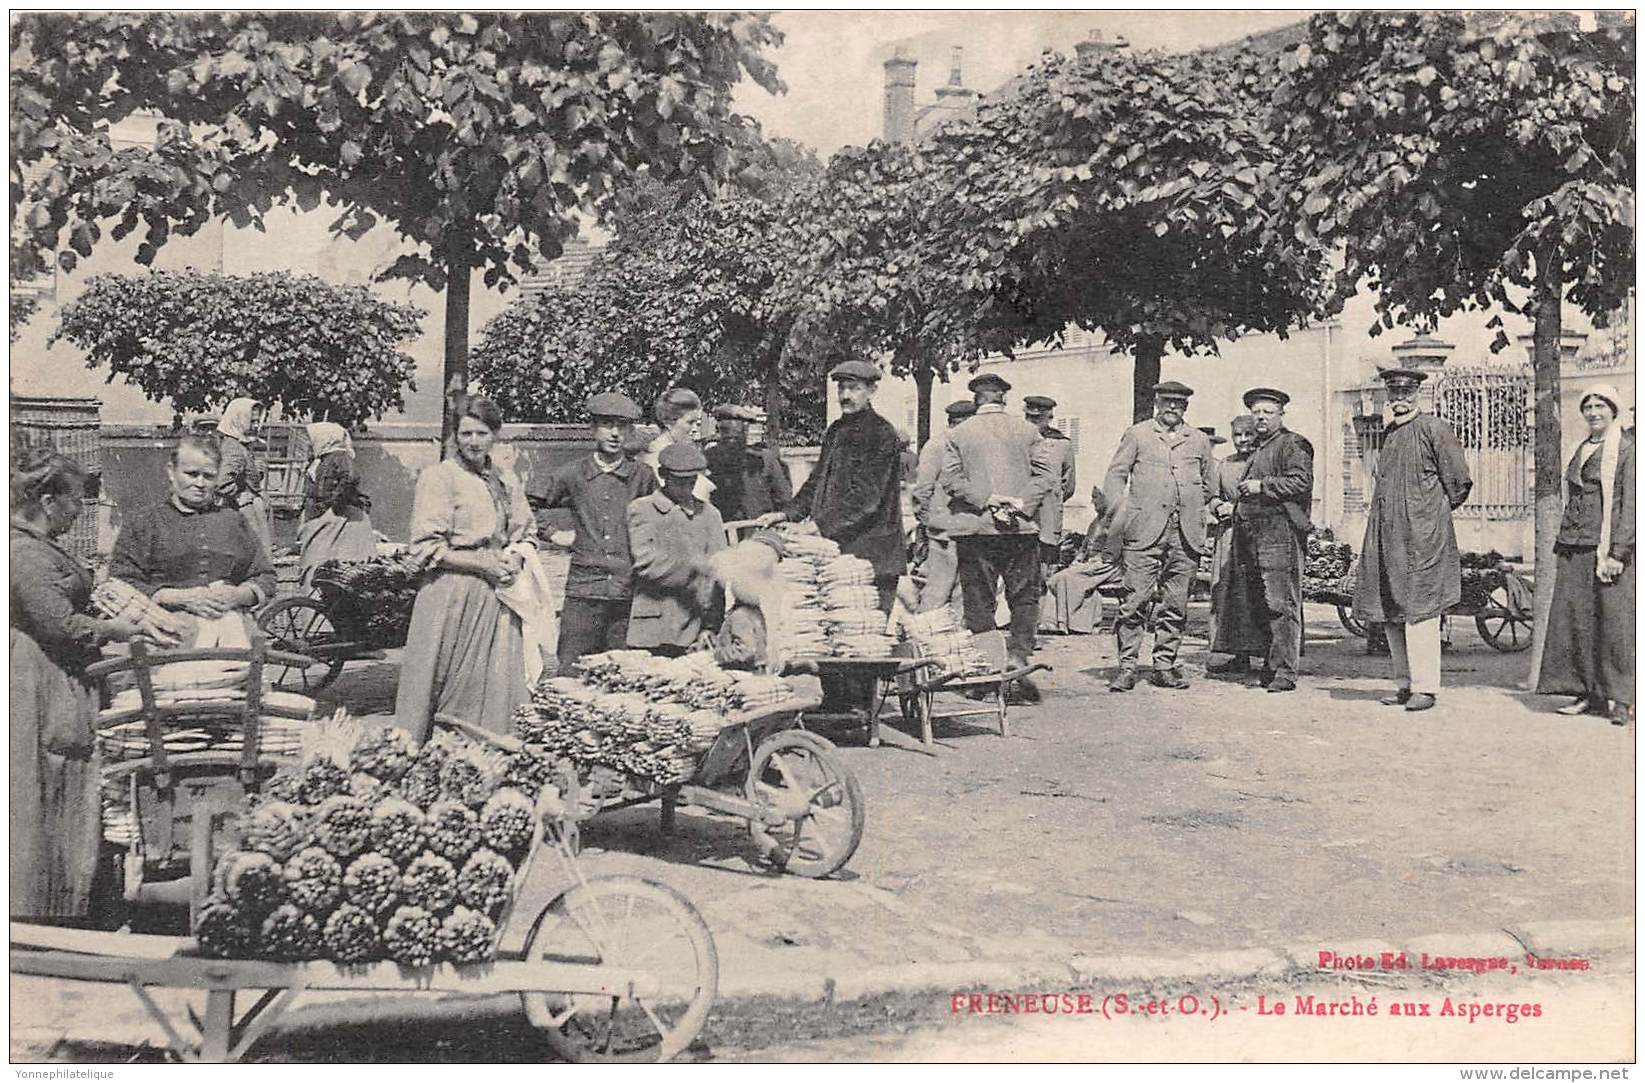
[13,602,1634,1063]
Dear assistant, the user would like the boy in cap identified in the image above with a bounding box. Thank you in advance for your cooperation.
[1024,395,1077,571]
[528,391,658,671]
[1220,387,1314,692]
[705,403,793,524]
[911,399,977,613]
[627,441,727,655]
[1352,368,1472,711]
[1101,380,1217,691]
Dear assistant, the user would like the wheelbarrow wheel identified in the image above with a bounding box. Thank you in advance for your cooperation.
[522,875,717,1064]
[1336,604,1368,638]
[1475,579,1534,652]
[256,596,344,693]
[744,730,865,879]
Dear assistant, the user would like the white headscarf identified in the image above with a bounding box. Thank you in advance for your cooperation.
[218,398,261,443]
[306,422,351,481]
[1580,383,1626,564]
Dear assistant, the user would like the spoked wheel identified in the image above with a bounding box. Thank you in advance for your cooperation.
[1336,604,1368,638]
[744,730,865,879]
[256,596,345,693]
[1475,581,1534,652]
[522,876,717,1063]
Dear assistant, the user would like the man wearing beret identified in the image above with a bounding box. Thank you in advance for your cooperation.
[759,359,905,607]
[1218,387,1315,692]
[1024,395,1077,571]
[1352,367,1473,712]
[943,371,1054,699]
[705,404,793,525]
[1101,380,1217,691]
[627,441,727,655]
[528,392,658,671]
[911,399,977,613]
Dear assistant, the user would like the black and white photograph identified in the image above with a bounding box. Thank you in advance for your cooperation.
[6,7,1637,1071]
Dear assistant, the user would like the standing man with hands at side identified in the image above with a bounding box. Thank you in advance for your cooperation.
[528,392,658,672]
[1219,387,1315,693]
[1102,380,1216,693]
[911,399,978,613]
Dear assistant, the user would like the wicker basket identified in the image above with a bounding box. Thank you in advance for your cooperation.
[11,396,101,561]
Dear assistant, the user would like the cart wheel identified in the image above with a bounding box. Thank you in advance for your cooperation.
[1475,581,1533,652]
[744,730,865,879]
[522,875,717,1064]
[1337,605,1368,638]
[256,596,344,693]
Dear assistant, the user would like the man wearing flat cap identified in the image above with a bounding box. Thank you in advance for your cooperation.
[758,359,904,707]
[1352,367,1472,712]
[705,404,793,525]
[911,400,977,613]
[943,371,1055,698]
[528,391,659,670]
[627,441,727,655]
[1024,395,1077,570]
[1218,387,1314,692]
[1101,380,1217,691]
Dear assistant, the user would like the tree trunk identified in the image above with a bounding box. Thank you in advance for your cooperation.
[764,340,785,446]
[1525,244,1563,689]
[913,357,934,448]
[1131,335,1164,423]
[440,254,472,460]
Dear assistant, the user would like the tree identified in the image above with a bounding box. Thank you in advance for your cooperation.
[10,11,783,441]
[1272,11,1635,683]
[785,141,976,447]
[50,269,424,425]
[926,45,1330,422]
[9,236,45,341]
[472,140,830,441]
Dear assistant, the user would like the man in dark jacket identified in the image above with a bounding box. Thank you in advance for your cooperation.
[705,404,793,524]
[759,359,905,609]
[1218,387,1315,693]
[528,391,658,670]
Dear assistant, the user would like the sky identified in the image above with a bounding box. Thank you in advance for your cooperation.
[731,10,1313,156]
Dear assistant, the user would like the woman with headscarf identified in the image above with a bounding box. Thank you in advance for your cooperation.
[1538,383,1635,725]
[1207,415,1268,673]
[216,397,272,558]
[10,449,154,920]
[298,422,377,587]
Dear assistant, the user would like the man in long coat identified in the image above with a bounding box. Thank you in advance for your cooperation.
[1024,395,1077,569]
[1101,380,1217,692]
[942,373,1053,699]
[705,404,793,524]
[1221,387,1315,693]
[1352,367,1473,712]
[627,442,726,655]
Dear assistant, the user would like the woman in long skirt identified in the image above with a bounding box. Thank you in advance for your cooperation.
[298,422,377,587]
[1207,416,1267,673]
[394,396,536,742]
[1538,383,1635,725]
[11,450,144,920]
[216,397,273,558]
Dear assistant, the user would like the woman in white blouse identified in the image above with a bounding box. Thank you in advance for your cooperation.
[394,396,536,741]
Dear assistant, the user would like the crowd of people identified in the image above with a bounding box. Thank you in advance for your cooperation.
[9,367,1635,923]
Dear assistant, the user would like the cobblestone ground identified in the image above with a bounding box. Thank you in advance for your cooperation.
[13,603,1634,1061]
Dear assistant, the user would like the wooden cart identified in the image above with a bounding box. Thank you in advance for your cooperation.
[530,696,867,880]
[1315,557,1536,653]
[22,707,719,1063]
[255,558,417,693]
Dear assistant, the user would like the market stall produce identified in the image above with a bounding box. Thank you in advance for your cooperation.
[16,712,719,1063]
[509,651,864,877]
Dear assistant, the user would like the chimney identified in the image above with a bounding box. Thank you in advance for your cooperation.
[934,45,978,102]
[1074,28,1128,64]
[883,47,917,144]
